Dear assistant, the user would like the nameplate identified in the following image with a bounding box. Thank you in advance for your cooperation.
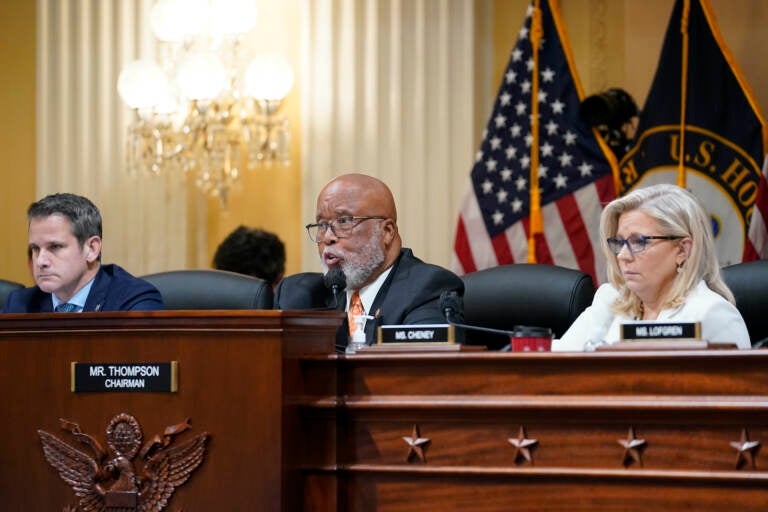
[71,362,178,393]
[620,322,701,341]
[377,324,456,345]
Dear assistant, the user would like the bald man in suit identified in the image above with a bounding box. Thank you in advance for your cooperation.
[275,173,463,351]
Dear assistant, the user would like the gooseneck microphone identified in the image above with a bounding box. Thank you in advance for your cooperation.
[323,268,347,309]
[439,291,517,350]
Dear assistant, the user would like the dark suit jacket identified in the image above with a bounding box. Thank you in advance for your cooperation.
[1,264,164,313]
[275,248,464,351]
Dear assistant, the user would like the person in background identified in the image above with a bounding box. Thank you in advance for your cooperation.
[275,172,464,351]
[2,193,163,313]
[212,225,286,289]
[554,183,749,350]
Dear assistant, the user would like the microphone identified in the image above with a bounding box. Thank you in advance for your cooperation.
[439,290,517,350]
[323,268,347,309]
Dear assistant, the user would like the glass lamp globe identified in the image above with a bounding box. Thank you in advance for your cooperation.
[150,0,209,42]
[176,53,228,101]
[209,0,258,37]
[117,60,170,110]
[154,86,180,116]
[243,55,294,101]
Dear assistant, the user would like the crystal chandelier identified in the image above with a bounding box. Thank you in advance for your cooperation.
[117,0,294,207]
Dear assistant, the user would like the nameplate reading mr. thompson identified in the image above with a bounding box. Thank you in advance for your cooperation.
[71,362,178,393]
[377,324,455,345]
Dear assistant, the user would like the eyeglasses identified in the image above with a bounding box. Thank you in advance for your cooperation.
[305,216,386,243]
[606,234,682,254]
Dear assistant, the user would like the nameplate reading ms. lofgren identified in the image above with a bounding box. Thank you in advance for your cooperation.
[71,362,178,393]
[621,322,701,341]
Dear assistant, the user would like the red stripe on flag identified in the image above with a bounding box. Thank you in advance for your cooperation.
[535,232,554,265]
[594,173,617,207]
[753,176,768,219]
[743,239,759,262]
[491,232,513,265]
[453,217,477,274]
[746,173,768,261]
[520,217,553,264]
[556,193,596,280]
[751,176,768,230]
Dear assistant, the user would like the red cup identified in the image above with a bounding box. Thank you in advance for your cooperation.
[511,326,553,352]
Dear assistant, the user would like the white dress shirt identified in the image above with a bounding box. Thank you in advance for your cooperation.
[554,280,751,351]
[345,266,394,317]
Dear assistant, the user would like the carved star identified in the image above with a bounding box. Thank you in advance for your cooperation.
[618,427,647,468]
[730,428,761,470]
[403,424,430,463]
[508,426,538,465]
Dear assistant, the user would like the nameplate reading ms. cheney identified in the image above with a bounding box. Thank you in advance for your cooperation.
[71,362,178,392]
[377,324,456,345]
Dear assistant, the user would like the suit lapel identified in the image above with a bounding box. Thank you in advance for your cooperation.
[36,290,54,313]
[364,250,405,342]
[82,267,107,312]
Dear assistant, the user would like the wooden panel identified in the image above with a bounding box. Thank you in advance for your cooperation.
[338,473,768,512]
[297,350,768,510]
[4,313,768,511]
[0,310,341,512]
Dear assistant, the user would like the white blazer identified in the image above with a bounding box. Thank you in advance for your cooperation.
[553,280,751,351]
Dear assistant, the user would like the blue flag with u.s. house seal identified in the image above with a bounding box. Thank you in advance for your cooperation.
[618,0,767,266]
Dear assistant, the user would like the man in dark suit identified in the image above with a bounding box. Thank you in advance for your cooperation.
[2,193,163,313]
[275,173,463,351]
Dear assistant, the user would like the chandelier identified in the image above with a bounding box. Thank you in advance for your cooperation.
[117,0,294,207]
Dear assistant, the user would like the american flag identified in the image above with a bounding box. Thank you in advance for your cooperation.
[452,0,617,285]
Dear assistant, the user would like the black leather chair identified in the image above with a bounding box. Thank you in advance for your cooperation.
[0,278,25,311]
[461,263,596,349]
[274,272,338,310]
[721,260,768,347]
[141,269,273,310]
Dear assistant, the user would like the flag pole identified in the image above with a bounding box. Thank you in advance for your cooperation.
[677,0,691,188]
[527,0,543,263]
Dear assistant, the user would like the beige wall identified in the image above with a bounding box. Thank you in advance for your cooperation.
[624,0,768,109]
[0,0,36,284]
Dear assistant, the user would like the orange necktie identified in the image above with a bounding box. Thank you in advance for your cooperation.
[348,291,364,337]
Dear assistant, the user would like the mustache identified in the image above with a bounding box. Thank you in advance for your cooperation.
[323,248,344,259]
[320,250,346,274]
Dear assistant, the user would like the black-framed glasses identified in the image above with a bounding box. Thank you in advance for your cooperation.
[305,216,387,243]
[606,234,682,254]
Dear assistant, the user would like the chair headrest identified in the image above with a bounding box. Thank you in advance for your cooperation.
[721,260,768,346]
[462,264,596,344]
[141,270,273,310]
[0,278,25,310]
[273,272,327,310]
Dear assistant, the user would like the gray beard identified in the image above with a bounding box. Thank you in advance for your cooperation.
[321,226,386,290]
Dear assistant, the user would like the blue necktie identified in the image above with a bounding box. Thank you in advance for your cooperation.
[55,303,79,313]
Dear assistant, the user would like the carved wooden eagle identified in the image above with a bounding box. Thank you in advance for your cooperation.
[38,413,208,512]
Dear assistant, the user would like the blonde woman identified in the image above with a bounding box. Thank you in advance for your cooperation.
[555,184,749,351]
